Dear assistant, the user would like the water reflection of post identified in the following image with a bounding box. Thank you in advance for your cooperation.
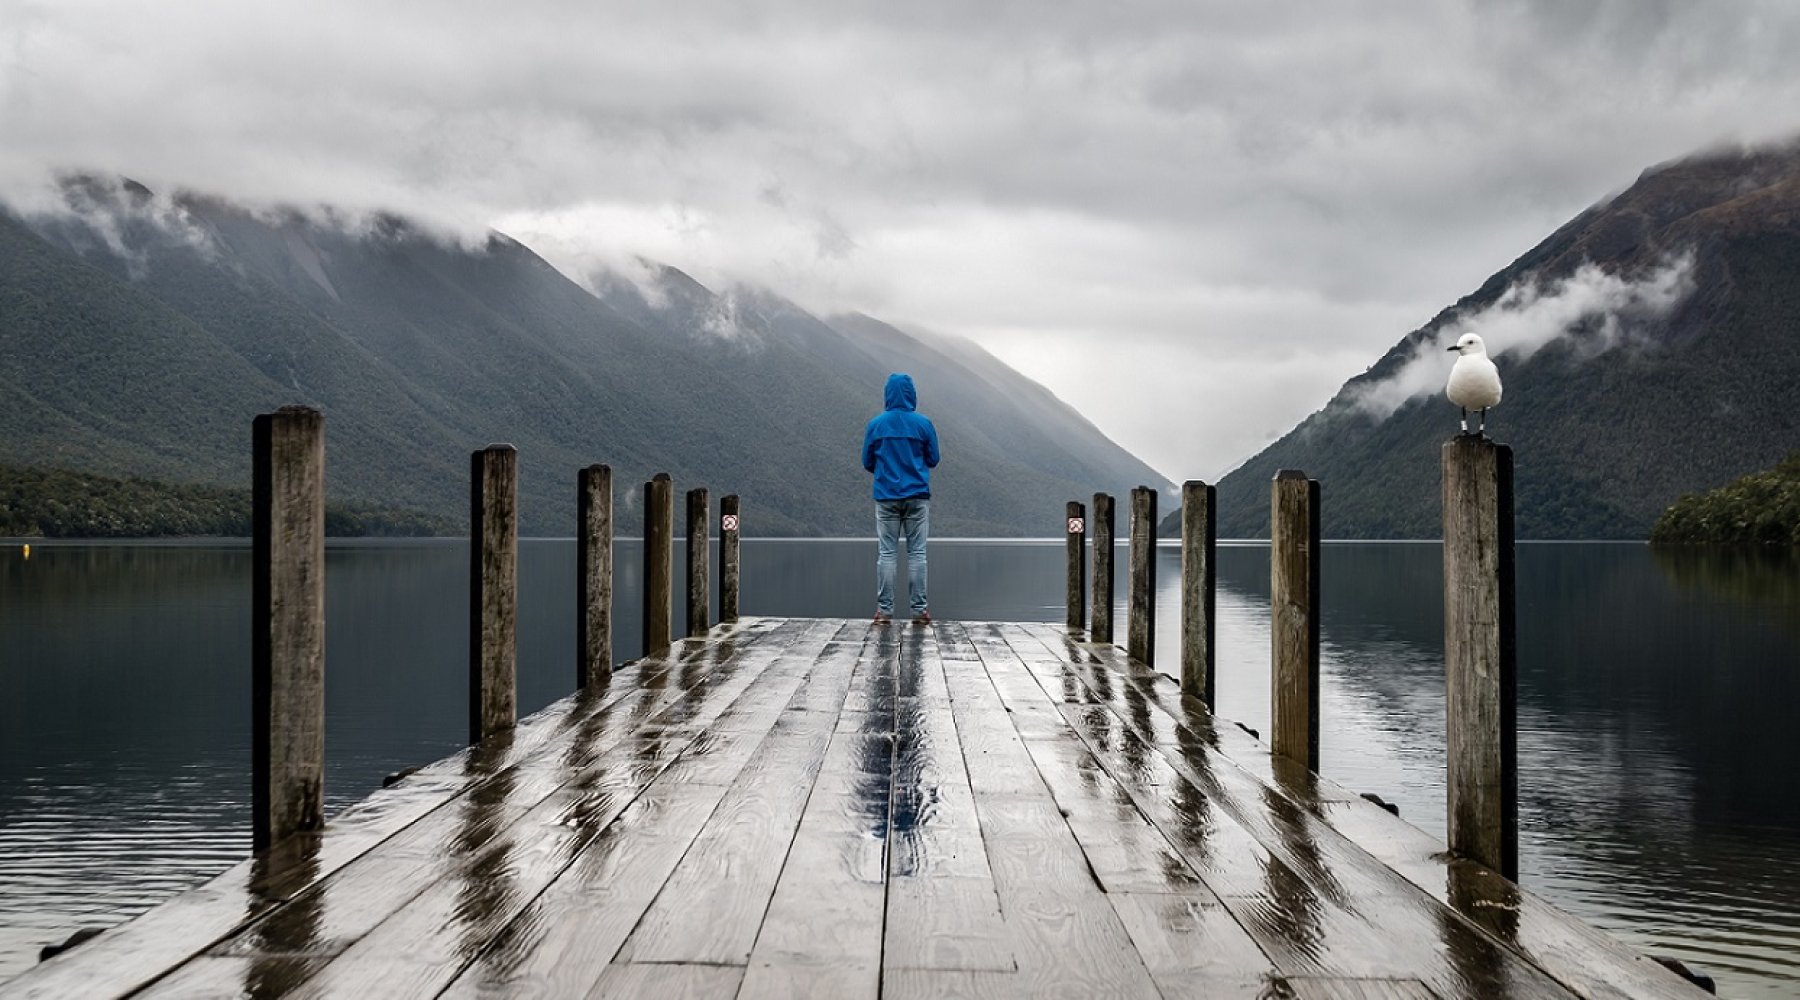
[1444,860,1520,994]
[454,732,521,965]
[1254,786,1325,963]
[1172,724,1221,883]
[240,835,325,997]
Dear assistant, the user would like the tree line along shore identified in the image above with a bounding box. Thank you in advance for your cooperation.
[0,463,454,539]
[3,455,1795,544]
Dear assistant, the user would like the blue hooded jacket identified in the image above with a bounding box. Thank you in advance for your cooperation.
[862,373,940,500]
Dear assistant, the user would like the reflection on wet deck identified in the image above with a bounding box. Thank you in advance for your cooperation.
[2,618,1707,999]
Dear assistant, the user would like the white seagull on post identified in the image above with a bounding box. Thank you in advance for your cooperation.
[1446,333,1502,434]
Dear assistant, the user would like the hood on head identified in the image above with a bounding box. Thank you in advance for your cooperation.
[884,373,917,411]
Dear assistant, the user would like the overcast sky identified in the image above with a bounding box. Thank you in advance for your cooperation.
[5,1,1800,480]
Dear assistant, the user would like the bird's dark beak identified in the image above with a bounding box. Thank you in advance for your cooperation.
[1445,345,1459,352]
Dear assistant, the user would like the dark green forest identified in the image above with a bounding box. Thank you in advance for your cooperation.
[0,463,455,538]
[1651,452,1800,545]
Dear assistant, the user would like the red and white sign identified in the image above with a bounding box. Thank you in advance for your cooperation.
[721,514,740,532]
[1068,517,1085,534]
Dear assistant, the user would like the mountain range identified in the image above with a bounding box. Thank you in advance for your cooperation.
[0,177,1168,537]
[1198,142,1800,539]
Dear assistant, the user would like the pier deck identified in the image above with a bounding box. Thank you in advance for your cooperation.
[3,618,1704,999]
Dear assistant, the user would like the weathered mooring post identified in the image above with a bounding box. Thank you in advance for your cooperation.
[252,406,325,850]
[1128,486,1158,664]
[720,494,741,623]
[643,473,674,655]
[577,464,613,688]
[1181,480,1217,706]
[1090,493,1116,644]
[1066,500,1087,632]
[470,444,519,743]
[1443,435,1517,879]
[686,487,710,637]
[1271,470,1320,771]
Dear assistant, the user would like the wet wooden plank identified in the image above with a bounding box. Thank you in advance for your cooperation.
[1108,892,1271,981]
[739,962,879,1000]
[434,783,731,1000]
[1014,623,1708,999]
[143,639,817,999]
[742,655,891,996]
[884,628,1014,973]
[613,643,856,965]
[584,962,743,999]
[0,623,777,1000]
[1002,625,1581,999]
[1284,978,1442,999]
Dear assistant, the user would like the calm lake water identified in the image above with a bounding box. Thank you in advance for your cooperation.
[1,538,1797,997]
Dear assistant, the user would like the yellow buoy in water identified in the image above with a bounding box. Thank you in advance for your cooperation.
[21,544,29,559]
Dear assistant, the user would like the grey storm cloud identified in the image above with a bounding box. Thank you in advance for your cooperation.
[4,0,1800,479]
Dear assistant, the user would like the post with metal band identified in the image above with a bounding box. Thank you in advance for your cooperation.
[1181,480,1217,706]
[252,405,326,850]
[577,463,613,689]
[1065,500,1086,632]
[686,487,710,638]
[470,444,519,744]
[1270,469,1320,772]
[643,473,674,656]
[1090,493,1116,644]
[1127,486,1158,664]
[720,495,741,623]
[1443,435,1517,879]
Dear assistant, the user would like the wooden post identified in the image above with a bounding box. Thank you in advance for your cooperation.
[470,444,519,743]
[252,406,325,850]
[577,464,613,689]
[1181,480,1217,706]
[1127,486,1157,664]
[1090,493,1116,644]
[720,494,741,623]
[1443,436,1517,879]
[1270,470,1319,771]
[1065,500,1086,632]
[686,487,710,638]
[643,473,674,655]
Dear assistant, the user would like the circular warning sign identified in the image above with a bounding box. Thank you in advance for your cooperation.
[1068,517,1085,534]
[721,514,740,532]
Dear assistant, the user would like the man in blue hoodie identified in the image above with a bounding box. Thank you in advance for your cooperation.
[863,373,940,624]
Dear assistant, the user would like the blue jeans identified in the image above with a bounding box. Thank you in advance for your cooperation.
[875,498,929,616]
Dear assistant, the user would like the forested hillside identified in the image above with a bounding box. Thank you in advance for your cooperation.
[0,463,453,538]
[1,177,1168,537]
[1184,144,1800,539]
[1652,453,1800,545]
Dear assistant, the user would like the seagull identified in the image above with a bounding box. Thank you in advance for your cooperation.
[1446,333,1502,434]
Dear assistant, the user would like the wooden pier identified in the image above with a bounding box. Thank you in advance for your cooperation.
[4,617,1705,999]
[0,412,1712,998]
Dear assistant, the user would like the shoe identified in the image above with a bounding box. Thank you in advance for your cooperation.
[873,612,892,624]
[911,611,932,625]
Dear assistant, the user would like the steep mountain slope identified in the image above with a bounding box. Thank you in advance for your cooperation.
[1201,143,1800,539]
[1,179,1168,536]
